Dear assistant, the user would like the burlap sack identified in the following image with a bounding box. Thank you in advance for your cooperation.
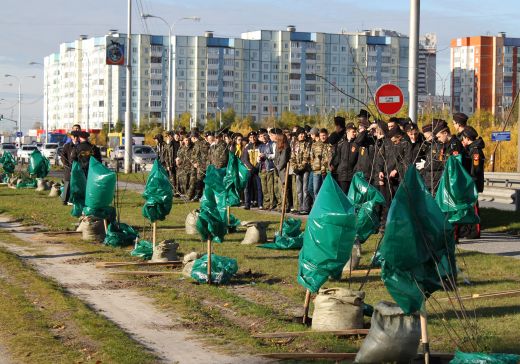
[185,210,199,235]
[77,215,106,242]
[151,240,179,262]
[241,222,268,244]
[312,288,365,331]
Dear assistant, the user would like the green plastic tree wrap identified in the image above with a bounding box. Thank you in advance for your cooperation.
[190,254,238,285]
[435,156,479,225]
[450,351,520,364]
[142,160,173,222]
[103,222,139,247]
[0,151,17,174]
[130,240,153,260]
[259,217,304,250]
[83,157,116,220]
[69,161,87,217]
[347,172,386,243]
[28,149,50,178]
[380,167,456,314]
[224,152,250,207]
[297,174,357,293]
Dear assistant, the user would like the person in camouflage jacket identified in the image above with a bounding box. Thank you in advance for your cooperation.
[208,132,229,168]
[176,135,196,199]
[190,131,210,201]
[310,128,332,198]
[290,127,312,214]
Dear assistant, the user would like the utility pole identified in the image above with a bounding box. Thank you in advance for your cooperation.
[124,0,133,173]
[517,98,520,172]
[408,0,420,123]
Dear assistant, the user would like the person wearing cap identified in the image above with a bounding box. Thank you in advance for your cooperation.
[379,127,412,194]
[60,128,81,205]
[460,126,485,239]
[190,131,210,201]
[310,128,331,197]
[70,130,101,178]
[290,127,312,214]
[331,122,359,193]
[354,119,378,184]
[164,131,177,184]
[208,129,229,168]
[404,122,427,163]
[357,109,371,131]
[153,133,168,169]
[241,131,262,210]
[461,126,485,193]
[452,112,469,141]
[176,133,195,199]
[274,129,291,212]
[258,129,277,210]
[328,116,346,146]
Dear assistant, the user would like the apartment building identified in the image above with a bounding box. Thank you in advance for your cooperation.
[450,32,520,116]
[44,26,419,130]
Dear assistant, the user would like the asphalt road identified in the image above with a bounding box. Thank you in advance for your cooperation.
[459,232,520,259]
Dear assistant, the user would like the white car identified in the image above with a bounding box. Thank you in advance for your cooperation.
[133,145,157,166]
[0,143,18,158]
[17,145,39,162]
[41,143,59,160]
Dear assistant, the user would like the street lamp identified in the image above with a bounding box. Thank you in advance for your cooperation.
[4,74,36,137]
[141,14,200,131]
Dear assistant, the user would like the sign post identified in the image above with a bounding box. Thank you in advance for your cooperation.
[491,131,511,142]
[374,84,405,115]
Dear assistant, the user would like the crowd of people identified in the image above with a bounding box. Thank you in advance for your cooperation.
[153,110,486,231]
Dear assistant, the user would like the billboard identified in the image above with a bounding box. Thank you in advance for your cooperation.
[106,36,125,66]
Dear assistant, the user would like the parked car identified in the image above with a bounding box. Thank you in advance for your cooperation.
[110,145,125,160]
[54,146,64,166]
[133,145,157,166]
[41,143,59,161]
[99,146,108,158]
[0,143,18,158]
[17,145,38,162]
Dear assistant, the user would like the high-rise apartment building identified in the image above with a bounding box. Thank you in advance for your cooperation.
[450,32,520,116]
[44,27,419,131]
[418,33,437,96]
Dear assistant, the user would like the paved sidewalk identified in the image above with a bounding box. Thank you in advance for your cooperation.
[459,232,520,259]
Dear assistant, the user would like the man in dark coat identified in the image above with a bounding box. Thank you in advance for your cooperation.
[70,131,102,177]
[60,128,80,205]
[331,122,359,193]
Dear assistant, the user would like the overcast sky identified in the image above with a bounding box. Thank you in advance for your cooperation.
[1,0,519,132]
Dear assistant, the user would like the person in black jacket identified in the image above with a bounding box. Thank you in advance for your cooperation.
[378,127,412,196]
[404,122,427,164]
[70,131,102,177]
[331,122,359,193]
[60,128,80,205]
[452,112,469,141]
[328,116,346,146]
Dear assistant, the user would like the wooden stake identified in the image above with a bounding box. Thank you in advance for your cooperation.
[420,305,430,364]
[96,261,182,268]
[103,219,108,234]
[207,239,212,285]
[302,289,311,325]
[152,222,157,251]
[252,329,369,338]
[227,206,230,227]
[279,161,291,236]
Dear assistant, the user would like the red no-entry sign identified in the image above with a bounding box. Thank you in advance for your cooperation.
[374,84,404,115]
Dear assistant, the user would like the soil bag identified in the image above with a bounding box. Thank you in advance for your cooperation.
[0,151,16,174]
[241,222,268,245]
[297,174,357,293]
[258,217,304,249]
[312,288,365,331]
[224,152,250,207]
[130,240,153,260]
[103,222,139,247]
[190,253,238,285]
[347,172,385,243]
[380,167,456,314]
[435,156,479,225]
[69,161,87,217]
[76,215,106,242]
[151,240,179,262]
[83,157,116,220]
[142,160,173,222]
[450,351,520,364]
[355,301,420,363]
[28,149,50,178]
[185,209,199,235]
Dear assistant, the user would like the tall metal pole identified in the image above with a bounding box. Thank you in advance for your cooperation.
[167,26,173,131]
[86,54,90,132]
[18,82,21,135]
[408,0,420,123]
[124,0,133,173]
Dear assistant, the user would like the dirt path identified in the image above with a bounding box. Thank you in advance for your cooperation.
[0,216,266,364]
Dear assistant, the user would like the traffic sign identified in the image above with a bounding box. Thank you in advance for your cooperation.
[16,131,23,137]
[491,131,511,142]
[374,84,404,115]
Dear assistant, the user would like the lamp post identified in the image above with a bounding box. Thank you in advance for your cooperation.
[4,74,36,138]
[141,14,200,131]
[29,61,49,142]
